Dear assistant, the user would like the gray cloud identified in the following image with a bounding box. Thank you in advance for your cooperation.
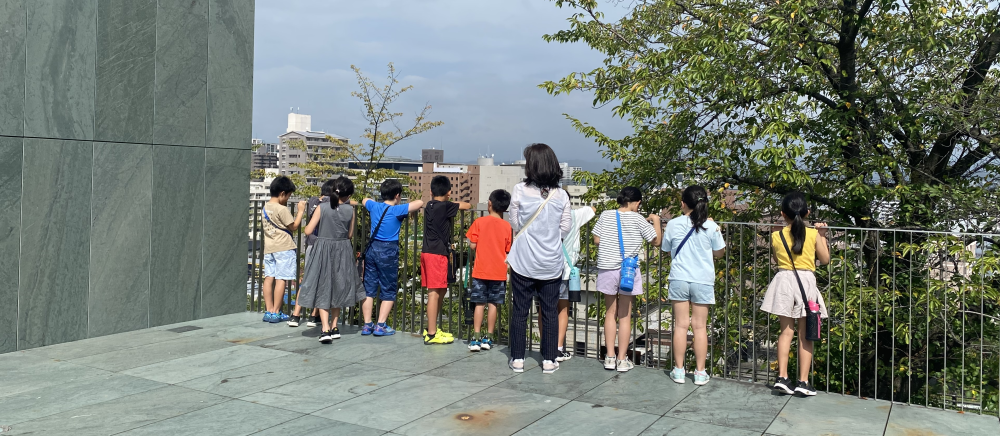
[253,0,632,170]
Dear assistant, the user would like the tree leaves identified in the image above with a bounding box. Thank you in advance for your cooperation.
[541,0,1000,230]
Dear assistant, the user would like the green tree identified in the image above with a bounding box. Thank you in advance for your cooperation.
[541,0,999,230]
[286,63,443,200]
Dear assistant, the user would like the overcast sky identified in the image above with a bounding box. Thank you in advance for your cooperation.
[252,0,631,170]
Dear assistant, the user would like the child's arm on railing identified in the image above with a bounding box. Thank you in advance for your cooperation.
[815,223,831,265]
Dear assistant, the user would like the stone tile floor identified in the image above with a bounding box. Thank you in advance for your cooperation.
[1,312,997,436]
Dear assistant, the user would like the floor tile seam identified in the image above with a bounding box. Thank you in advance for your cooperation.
[12,384,228,432]
[564,365,633,403]
[109,343,275,378]
[360,347,482,374]
[149,352,305,389]
[510,398,578,435]
[29,331,212,362]
[881,401,893,436]
[660,380,704,417]
[4,381,177,429]
[382,380,500,434]
[62,335,238,370]
[760,390,794,435]
[298,371,427,415]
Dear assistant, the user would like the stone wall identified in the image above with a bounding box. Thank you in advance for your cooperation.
[0,0,255,352]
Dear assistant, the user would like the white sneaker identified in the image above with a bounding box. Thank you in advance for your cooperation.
[616,359,634,372]
[603,355,617,370]
[542,360,559,374]
[556,350,573,362]
[509,358,525,373]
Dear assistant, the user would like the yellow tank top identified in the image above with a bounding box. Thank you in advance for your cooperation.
[772,227,817,271]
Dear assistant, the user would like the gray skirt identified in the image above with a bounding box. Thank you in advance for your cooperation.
[760,270,829,319]
[297,238,365,310]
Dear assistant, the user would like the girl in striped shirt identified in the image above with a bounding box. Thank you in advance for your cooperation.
[592,187,661,372]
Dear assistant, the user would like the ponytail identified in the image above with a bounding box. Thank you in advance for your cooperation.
[681,185,709,232]
[334,176,355,209]
[781,192,809,254]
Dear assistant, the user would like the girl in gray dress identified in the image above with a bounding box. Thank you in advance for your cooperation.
[299,177,366,343]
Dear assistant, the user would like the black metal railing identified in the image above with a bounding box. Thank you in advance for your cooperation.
[247,201,999,415]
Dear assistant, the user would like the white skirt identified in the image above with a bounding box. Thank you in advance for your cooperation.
[760,270,829,319]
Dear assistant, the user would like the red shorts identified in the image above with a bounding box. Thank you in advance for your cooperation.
[420,253,450,289]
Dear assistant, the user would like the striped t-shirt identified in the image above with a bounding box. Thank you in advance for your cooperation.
[593,210,657,270]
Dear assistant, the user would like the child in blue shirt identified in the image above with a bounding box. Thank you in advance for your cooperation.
[661,185,726,385]
[361,180,424,336]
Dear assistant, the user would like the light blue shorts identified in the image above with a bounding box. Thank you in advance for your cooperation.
[668,280,715,305]
[264,250,297,280]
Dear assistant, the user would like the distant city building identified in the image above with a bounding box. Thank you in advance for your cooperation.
[422,148,444,163]
[477,156,525,209]
[251,139,279,179]
[287,112,311,133]
[276,112,349,186]
[410,162,480,204]
[564,183,608,209]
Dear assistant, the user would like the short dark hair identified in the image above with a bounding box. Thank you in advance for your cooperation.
[269,176,296,197]
[380,179,403,201]
[488,189,511,214]
[320,179,337,198]
[430,175,452,197]
[523,143,563,189]
[616,186,643,205]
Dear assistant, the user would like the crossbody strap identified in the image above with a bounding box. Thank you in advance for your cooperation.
[514,189,556,242]
[362,205,391,257]
[263,206,293,237]
[616,211,627,261]
[778,231,811,317]
[673,227,697,257]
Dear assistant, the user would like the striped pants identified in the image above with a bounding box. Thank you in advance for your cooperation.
[509,270,561,362]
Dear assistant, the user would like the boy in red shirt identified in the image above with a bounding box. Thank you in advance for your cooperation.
[465,189,513,351]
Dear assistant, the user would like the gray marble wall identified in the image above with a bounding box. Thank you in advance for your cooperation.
[0,0,254,352]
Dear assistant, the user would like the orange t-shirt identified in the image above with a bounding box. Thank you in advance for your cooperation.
[466,216,512,281]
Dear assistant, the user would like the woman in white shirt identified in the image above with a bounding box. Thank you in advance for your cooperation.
[507,143,571,374]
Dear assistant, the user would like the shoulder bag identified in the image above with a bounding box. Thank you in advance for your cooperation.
[617,211,639,293]
[357,205,390,279]
[512,188,556,242]
[778,231,822,341]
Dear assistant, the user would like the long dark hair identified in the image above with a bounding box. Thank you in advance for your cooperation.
[332,176,354,209]
[681,185,709,233]
[523,143,563,190]
[781,192,810,254]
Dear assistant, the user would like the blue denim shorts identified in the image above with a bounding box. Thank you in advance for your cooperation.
[469,278,506,304]
[264,250,297,280]
[668,280,716,305]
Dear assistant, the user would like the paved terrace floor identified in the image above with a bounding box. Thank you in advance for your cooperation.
[1,312,997,436]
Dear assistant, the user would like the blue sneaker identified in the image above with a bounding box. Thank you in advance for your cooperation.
[468,339,482,351]
[694,370,710,386]
[479,338,493,350]
[277,313,290,322]
[373,323,395,336]
[670,367,686,384]
[262,312,274,322]
[361,322,374,336]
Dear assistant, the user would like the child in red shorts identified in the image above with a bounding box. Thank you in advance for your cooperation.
[421,175,472,344]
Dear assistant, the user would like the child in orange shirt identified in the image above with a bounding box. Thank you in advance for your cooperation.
[465,189,513,351]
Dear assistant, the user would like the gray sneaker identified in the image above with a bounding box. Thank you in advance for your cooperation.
[542,360,559,374]
[616,358,634,373]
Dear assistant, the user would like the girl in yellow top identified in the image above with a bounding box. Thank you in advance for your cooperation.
[760,192,830,397]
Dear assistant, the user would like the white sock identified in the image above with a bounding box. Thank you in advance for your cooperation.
[557,346,564,352]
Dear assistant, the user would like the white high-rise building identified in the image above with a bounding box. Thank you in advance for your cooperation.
[287,111,311,133]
